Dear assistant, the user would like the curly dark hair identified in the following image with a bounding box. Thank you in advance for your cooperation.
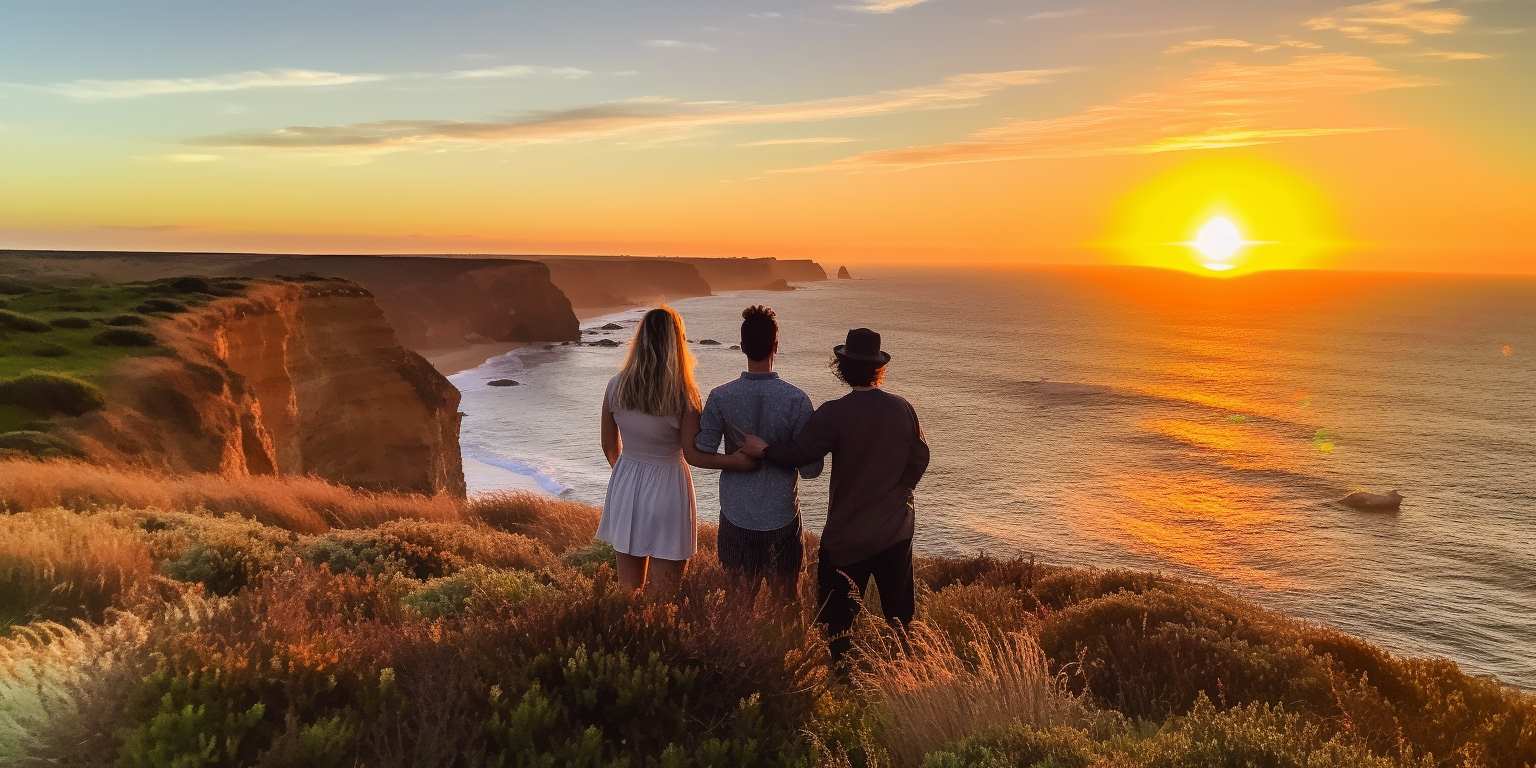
[830,354,886,388]
[740,305,778,361]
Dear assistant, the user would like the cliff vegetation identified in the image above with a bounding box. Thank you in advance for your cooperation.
[0,460,1530,767]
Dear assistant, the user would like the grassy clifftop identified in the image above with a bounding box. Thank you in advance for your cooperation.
[0,460,1531,767]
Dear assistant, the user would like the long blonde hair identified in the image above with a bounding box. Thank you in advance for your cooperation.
[614,306,701,418]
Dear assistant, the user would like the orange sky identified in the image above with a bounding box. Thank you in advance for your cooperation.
[1,1,1532,273]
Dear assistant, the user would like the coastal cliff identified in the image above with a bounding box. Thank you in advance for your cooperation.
[60,278,465,495]
[542,257,713,308]
[228,255,579,349]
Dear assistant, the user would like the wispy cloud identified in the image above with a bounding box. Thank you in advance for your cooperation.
[1305,0,1465,45]
[191,68,1073,150]
[1094,25,1212,40]
[447,65,592,80]
[1415,49,1494,61]
[740,136,859,146]
[161,153,222,163]
[778,54,1427,172]
[1025,9,1089,21]
[748,11,783,19]
[843,0,930,14]
[1165,37,1323,54]
[644,39,718,52]
[30,69,388,100]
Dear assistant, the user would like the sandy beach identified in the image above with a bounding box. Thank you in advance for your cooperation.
[424,342,524,377]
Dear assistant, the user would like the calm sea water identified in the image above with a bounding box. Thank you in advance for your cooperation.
[451,267,1536,688]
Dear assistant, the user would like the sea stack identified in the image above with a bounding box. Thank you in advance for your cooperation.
[837,266,852,279]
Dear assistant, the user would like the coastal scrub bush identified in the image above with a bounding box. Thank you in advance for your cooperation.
[0,310,49,333]
[0,460,469,532]
[847,617,1091,766]
[91,328,157,347]
[0,432,83,460]
[0,509,156,626]
[560,539,616,576]
[28,342,71,358]
[105,313,147,326]
[0,278,33,295]
[918,725,1101,768]
[133,298,185,314]
[46,316,92,329]
[1123,696,1409,768]
[1038,586,1326,720]
[0,372,106,416]
[469,490,600,553]
[401,566,546,619]
[305,520,555,580]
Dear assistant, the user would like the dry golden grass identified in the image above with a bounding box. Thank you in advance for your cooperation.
[847,616,1089,767]
[0,459,465,534]
[467,490,599,553]
[0,509,157,625]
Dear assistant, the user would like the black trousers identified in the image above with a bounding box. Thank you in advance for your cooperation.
[816,538,915,663]
[716,515,803,600]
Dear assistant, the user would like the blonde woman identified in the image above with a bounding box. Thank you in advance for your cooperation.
[599,306,755,595]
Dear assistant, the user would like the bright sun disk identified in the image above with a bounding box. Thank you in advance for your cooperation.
[1192,216,1246,272]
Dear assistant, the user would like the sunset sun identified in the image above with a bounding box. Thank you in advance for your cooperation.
[1191,216,1248,272]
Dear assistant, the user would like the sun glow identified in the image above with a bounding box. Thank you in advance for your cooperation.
[1191,217,1247,272]
[1106,157,1335,277]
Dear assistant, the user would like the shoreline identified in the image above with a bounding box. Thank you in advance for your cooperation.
[424,342,525,377]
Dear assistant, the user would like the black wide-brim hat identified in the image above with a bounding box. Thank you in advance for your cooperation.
[834,327,891,365]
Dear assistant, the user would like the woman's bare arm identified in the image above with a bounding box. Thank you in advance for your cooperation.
[601,398,621,467]
[681,409,756,471]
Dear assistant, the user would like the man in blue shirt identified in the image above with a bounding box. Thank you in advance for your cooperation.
[696,305,823,600]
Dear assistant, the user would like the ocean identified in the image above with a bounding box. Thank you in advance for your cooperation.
[450,267,1536,689]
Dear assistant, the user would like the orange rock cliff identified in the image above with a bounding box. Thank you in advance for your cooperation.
[64,278,465,496]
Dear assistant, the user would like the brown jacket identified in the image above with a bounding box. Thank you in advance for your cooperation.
[765,388,929,565]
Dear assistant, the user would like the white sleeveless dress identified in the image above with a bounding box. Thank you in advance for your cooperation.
[597,376,698,561]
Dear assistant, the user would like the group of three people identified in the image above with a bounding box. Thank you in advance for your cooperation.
[597,305,929,660]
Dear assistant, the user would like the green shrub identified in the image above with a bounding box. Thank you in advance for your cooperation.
[304,520,555,580]
[115,671,270,768]
[1038,587,1327,720]
[1125,696,1407,768]
[106,313,148,326]
[134,298,186,314]
[162,536,284,596]
[0,310,49,333]
[0,430,83,459]
[152,276,214,295]
[919,725,1100,768]
[0,372,106,416]
[28,342,71,358]
[401,566,546,619]
[0,278,33,295]
[560,540,616,576]
[47,316,92,329]
[93,328,157,347]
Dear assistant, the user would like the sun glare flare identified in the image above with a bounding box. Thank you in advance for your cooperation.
[1191,216,1246,272]
[1106,158,1334,277]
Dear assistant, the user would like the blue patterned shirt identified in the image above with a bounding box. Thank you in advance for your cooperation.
[696,372,823,530]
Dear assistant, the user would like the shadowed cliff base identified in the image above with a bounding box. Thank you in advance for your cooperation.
[0,275,465,496]
[0,461,1530,767]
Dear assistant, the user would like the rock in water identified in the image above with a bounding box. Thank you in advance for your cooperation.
[1341,490,1403,511]
[487,379,520,387]
[699,339,721,345]
[600,322,624,330]
[590,338,621,347]
[837,266,852,279]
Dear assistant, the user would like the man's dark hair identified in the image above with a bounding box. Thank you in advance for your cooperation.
[832,355,886,388]
[740,305,777,361]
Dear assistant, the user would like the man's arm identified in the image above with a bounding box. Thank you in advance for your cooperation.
[898,405,930,490]
[695,391,725,454]
[793,393,824,479]
[753,403,836,469]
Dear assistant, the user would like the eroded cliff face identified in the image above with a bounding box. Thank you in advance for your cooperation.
[65,279,465,496]
[543,258,713,308]
[230,256,580,349]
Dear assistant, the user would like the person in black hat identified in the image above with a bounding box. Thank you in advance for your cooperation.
[740,327,929,664]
